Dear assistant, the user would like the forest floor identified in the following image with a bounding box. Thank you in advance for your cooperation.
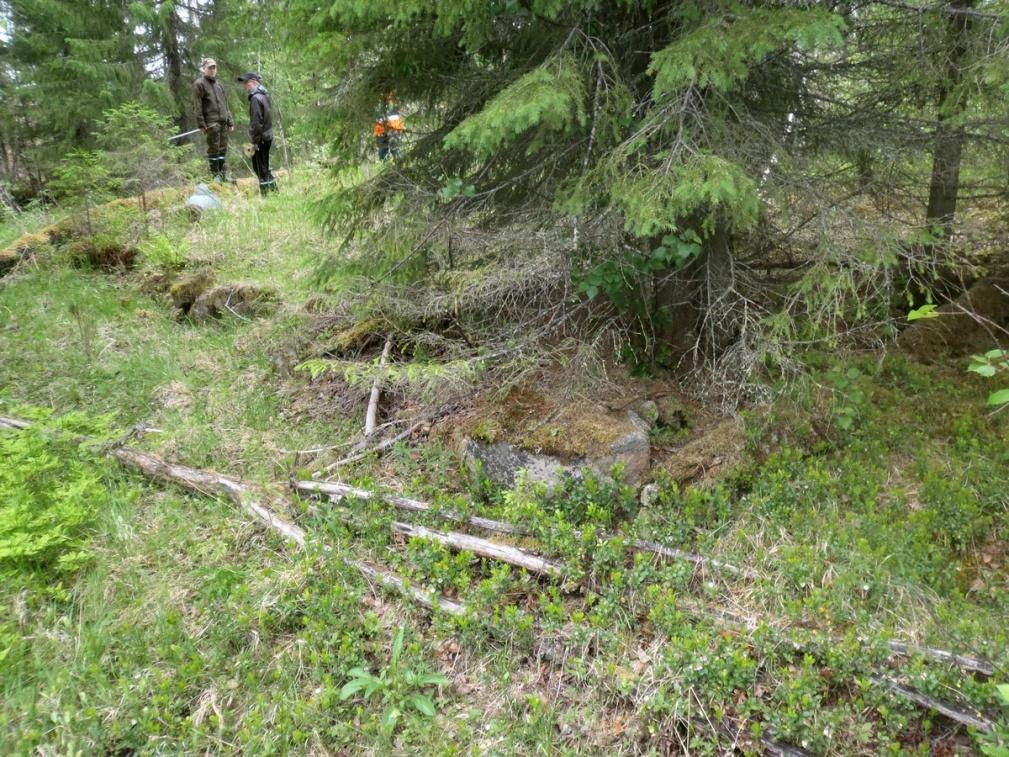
[1,171,1007,755]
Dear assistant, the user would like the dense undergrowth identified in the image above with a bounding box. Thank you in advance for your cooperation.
[2,177,1008,754]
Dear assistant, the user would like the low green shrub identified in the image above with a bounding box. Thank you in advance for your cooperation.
[0,411,114,585]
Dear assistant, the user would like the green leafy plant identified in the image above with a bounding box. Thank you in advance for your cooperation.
[139,232,188,271]
[967,349,1009,408]
[49,149,116,238]
[823,365,864,430]
[0,412,113,585]
[906,303,940,321]
[978,684,1009,756]
[577,230,701,306]
[339,627,450,736]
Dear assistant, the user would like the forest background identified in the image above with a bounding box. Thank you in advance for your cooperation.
[2,1,1009,754]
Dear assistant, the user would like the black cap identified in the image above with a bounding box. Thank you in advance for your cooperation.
[236,72,262,82]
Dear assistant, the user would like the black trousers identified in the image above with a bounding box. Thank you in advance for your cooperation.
[252,139,277,194]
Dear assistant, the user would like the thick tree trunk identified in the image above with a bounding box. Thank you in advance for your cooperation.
[163,5,188,129]
[924,0,974,242]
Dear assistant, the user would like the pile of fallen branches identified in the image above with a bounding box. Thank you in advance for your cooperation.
[2,413,1001,753]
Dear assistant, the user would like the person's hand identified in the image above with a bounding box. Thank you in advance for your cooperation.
[229,125,235,132]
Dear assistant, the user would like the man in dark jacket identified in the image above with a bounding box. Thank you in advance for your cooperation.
[237,72,277,195]
[192,58,234,181]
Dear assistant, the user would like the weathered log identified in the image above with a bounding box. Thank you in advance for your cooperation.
[356,561,465,616]
[885,641,996,677]
[392,521,565,578]
[109,447,308,546]
[364,336,393,437]
[628,538,757,579]
[870,676,994,733]
[109,449,463,617]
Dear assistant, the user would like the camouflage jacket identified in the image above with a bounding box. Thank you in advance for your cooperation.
[192,76,234,130]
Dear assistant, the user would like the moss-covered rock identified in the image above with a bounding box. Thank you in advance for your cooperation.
[462,408,650,489]
[329,317,387,353]
[169,269,215,315]
[458,384,652,489]
[189,282,276,323]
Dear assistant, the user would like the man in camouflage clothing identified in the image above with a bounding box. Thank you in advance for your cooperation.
[192,58,234,181]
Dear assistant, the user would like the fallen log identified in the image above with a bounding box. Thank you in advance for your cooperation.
[885,641,996,678]
[392,521,565,578]
[356,561,465,616]
[870,676,994,734]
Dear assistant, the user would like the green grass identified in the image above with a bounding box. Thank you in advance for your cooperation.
[2,179,1008,754]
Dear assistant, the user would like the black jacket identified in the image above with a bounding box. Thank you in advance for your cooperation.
[247,85,274,144]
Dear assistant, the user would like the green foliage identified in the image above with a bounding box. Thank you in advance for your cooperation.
[822,365,865,431]
[0,412,115,585]
[906,304,940,321]
[967,349,1009,408]
[649,6,845,96]
[96,102,192,203]
[139,232,188,270]
[611,153,762,237]
[444,55,586,160]
[339,627,450,737]
[49,150,117,236]
[978,684,1009,756]
[578,229,700,304]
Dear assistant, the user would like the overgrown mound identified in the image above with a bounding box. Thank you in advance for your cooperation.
[899,276,1009,361]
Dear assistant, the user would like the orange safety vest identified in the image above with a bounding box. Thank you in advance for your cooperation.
[374,103,405,137]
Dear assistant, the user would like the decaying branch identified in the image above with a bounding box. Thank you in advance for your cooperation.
[391,520,564,578]
[870,676,994,734]
[364,336,393,437]
[320,420,424,474]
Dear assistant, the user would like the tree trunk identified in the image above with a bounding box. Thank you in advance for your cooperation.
[163,3,188,129]
[924,0,974,242]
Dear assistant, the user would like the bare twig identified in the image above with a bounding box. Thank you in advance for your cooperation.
[321,421,424,474]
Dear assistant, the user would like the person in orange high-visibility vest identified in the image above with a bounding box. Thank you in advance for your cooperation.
[374,92,405,160]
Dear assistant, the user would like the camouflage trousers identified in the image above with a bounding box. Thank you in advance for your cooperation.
[204,122,229,160]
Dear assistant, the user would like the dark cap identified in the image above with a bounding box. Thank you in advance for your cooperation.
[236,72,262,82]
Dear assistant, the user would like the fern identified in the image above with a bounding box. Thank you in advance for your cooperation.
[0,412,114,582]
